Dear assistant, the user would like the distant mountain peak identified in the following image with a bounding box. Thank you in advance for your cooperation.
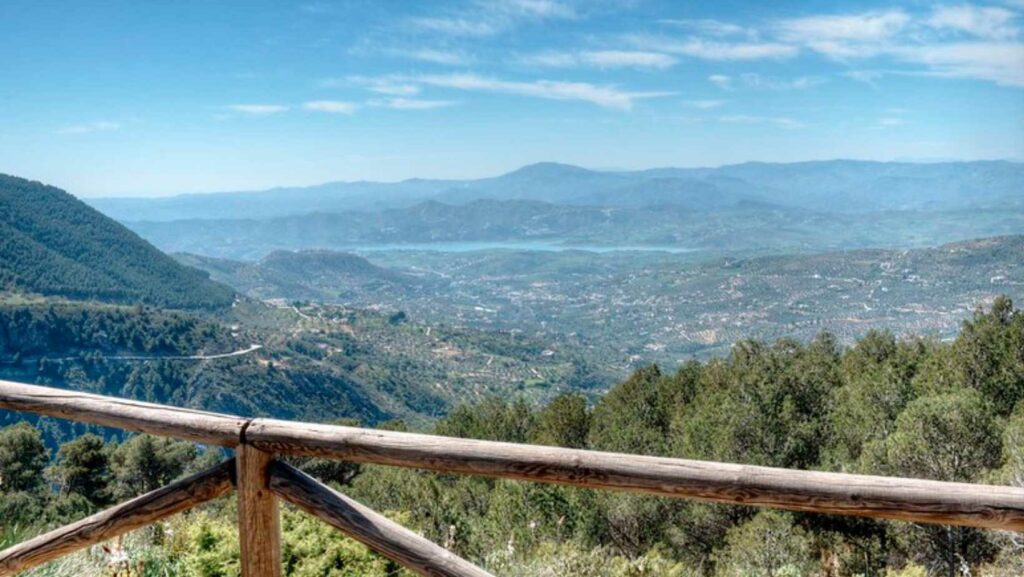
[500,162,595,179]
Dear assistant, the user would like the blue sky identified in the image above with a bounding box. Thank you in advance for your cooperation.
[2,0,1023,197]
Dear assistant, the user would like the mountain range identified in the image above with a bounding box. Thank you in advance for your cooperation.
[89,160,1024,222]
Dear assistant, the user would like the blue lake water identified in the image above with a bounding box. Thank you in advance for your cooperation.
[344,241,699,254]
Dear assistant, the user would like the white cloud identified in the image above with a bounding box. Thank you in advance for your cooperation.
[658,19,753,37]
[303,100,359,114]
[370,98,458,110]
[739,73,828,90]
[521,50,677,69]
[582,50,677,68]
[56,121,121,135]
[226,104,288,115]
[518,51,580,67]
[876,117,908,127]
[409,73,673,110]
[706,73,825,91]
[777,9,910,43]
[719,114,804,128]
[400,48,473,65]
[342,76,422,95]
[771,7,1024,86]
[683,99,727,109]
[890,41,1024,86]
[410,16,498,37]
[844,69,887,85]
[493,0,576,19]
[369,83,421,96]
[627,35,798,60]
[299,2,334,15]
[409,0,574,37]
[708,74,733,89]
[927,5,1020,39]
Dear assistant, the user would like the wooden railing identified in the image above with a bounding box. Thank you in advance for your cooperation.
[1,379,1022,577]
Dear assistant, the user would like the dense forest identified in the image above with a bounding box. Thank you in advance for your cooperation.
[0,174,235,310]
[0,300,609,447]
[2,298,1021,576]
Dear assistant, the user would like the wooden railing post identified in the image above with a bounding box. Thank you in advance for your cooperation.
[236,445,282,577]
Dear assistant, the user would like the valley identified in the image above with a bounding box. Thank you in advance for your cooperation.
[180,236,1024,363]
[0,175,613,445]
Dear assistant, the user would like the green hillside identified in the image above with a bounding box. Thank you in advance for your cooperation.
[0,299,611,446]
[0,174,234,309]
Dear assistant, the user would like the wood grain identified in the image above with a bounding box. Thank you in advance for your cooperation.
[0,380,246,446]
[248,419,1024,532]
[269,461,494,577]
[0,459,235,576]
[3,378,1022,535]
[236,446,282,577]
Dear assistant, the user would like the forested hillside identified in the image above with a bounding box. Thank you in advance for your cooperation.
[0,174,234,309]
[2,298,1021,576]
[0,299,608,446]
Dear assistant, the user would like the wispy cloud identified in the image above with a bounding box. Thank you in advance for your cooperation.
[498,0,576,19]
[299,2,335,15]
[303,100,358,114]
[776,9,910,46]
[927,4,1020,39]
[521,50,677,69]
[875,117,908,127]
[708,74,733,89]
[889,41,1024,86]
[337,76,422,95]
[706,73,825,91]
[369,98,459,110]
[658,18,754,37]
[844,69,887,86]
[408,72,673,110]
[719,114,804,128]
[772,6,1024,86]
[409,16,499,37]
[683,99,727,109]
[626,35,798,60]
[56,121,121,135]
[398,48,474,65]
[738,73,828,90]
[226,104,288,115]
[408,0,575,37]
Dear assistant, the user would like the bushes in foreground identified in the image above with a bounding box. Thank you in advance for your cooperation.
[2,298,1023,576]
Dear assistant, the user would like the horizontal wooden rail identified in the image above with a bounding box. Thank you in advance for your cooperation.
[270,462,494,577]
[0,380,246,446]
[3,381,1024,532]
[0,459,235,576]
[248,420,1024,531]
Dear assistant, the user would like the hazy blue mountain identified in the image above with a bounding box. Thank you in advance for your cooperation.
[639,160,1023,211]
[89,178,460,221]
[0,174,235,309]
[121,196,1024,261]
[88,160,1024,222]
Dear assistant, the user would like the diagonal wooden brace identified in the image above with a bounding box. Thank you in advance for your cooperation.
[0,458,236,576]
[269,461,495,577]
